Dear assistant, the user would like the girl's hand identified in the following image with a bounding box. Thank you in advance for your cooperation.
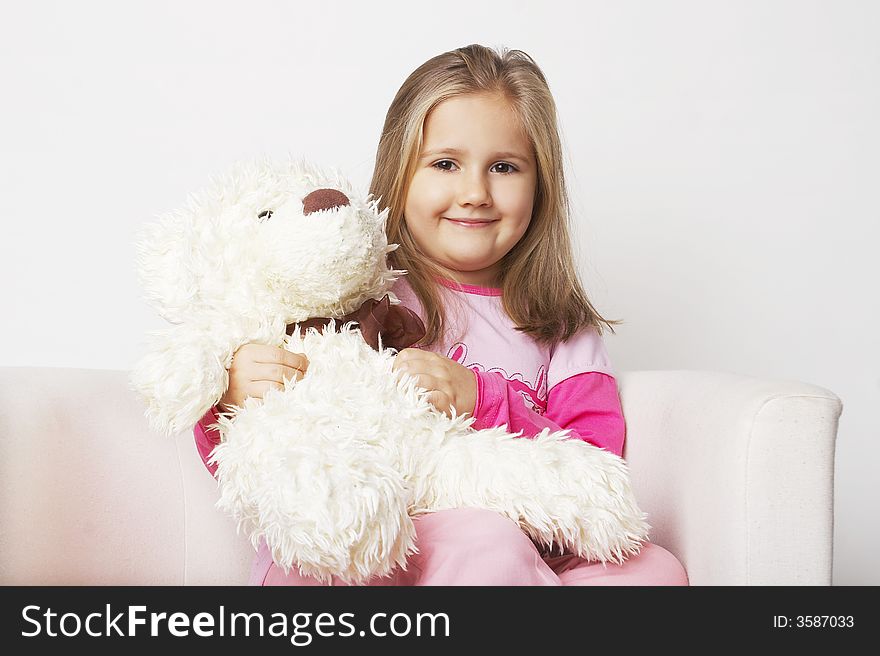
[392,348,477,417]
[219,343,309,410]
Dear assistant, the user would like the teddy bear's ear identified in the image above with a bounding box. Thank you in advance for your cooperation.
[135,206,204,325]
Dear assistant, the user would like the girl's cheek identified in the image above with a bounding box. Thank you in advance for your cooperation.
[414,173,449,207]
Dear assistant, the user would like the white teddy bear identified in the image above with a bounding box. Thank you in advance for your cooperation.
[131,158,650,584]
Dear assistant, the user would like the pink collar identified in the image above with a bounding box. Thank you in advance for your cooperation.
[435,277,502,297]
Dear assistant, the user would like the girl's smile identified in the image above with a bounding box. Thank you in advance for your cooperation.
[403,92,537,287]
[443,217,500,228]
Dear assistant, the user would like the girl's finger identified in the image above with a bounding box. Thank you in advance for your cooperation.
[282,350,309,372]
[246,380,285,401]
[394,352,442,376]
[427,390,451,414]
[238,343,281,363]
[410,372,441,393]
[254,363,306,384]
[393,348,434,369]
[253,369,306,386]
[248,344,308,371]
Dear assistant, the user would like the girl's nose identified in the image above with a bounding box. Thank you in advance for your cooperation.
[457,172,491,206]
[302,188,350,216]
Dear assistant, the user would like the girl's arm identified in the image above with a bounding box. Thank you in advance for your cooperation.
[193,343,307,479]
[471,370,626,458]
[194,406,222,478]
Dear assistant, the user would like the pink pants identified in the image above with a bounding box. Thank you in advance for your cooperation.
[253,508,688,586]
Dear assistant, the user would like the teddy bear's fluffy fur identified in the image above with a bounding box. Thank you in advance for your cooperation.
[131,158,650,584]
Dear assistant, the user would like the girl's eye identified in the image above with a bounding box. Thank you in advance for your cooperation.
[491,162,517,175]
[432,160,518,174]
[432,160,457,172]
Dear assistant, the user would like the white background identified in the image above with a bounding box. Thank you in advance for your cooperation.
[2,1,877,584]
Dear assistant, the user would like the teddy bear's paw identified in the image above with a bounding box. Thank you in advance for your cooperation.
[130,326,231,436]
[506,434,652,564]
[211,407,418,582]
[516,495,651,565]
[267,509,419,585]
[419,425,651,565]
[255,480,418,584]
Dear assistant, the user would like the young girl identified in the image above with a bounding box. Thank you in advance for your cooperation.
[195,44,688,586]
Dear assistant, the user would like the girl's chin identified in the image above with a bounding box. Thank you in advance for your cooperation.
[435,258,498,283]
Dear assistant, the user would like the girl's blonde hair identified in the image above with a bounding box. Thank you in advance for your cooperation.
[370,43,621,347]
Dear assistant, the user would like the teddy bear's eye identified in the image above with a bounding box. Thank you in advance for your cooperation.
[257,210,273,222]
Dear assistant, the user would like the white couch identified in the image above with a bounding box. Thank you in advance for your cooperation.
[0,367,841,585]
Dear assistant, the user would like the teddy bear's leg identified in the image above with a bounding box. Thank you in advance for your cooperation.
[211,393,417,585]
[410,425,650,565]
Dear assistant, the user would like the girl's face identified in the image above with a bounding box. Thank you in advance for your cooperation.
[403,93,537,287]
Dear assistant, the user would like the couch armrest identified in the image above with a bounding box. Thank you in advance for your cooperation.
[0,367,253,585]
[617,370,841,585]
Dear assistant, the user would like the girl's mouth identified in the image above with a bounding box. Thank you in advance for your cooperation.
[443,217,499,228]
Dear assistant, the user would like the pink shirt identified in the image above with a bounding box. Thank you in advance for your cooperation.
[392,278,625,455]
[195,278,626,476]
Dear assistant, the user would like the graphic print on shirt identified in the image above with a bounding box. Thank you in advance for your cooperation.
[447,342,548,414]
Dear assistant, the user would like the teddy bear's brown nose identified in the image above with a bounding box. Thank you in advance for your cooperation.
[302,189,350,216]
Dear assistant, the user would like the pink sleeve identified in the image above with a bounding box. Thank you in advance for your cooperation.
[471,370,626,457]
[193,405,223,478]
